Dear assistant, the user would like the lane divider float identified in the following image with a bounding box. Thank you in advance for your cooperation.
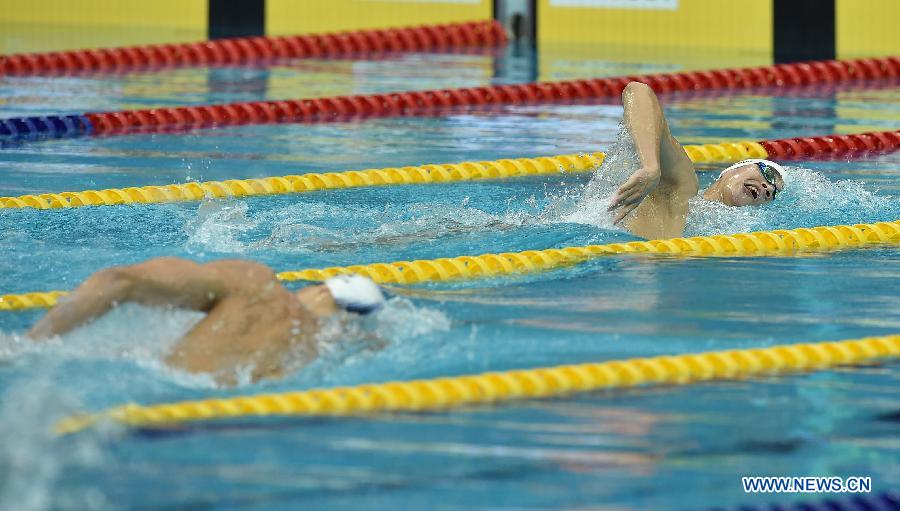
[4,219,898,312]
[0,20,507,76]
[55,333,900,433]
[2,130,898,211]
[0,152,606,210]
[2,56,897,143]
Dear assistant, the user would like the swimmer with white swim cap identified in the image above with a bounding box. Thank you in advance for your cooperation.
[29,257,385,385]
[324,274,386,315]
[606,82,785,239]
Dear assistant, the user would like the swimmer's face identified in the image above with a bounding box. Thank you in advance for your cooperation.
[714,163,784,207]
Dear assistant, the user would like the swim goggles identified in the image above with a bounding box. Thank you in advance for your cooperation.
[719,159,784,200]
[754,161,779,199]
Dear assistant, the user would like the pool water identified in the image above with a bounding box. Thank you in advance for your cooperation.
[1,45,899,510]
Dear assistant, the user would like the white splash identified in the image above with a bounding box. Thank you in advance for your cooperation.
[373,296,452,340]
[306,296,452,377]
[315,296,451,353]
[184,200,258,254]
[186,198,533,255]
[366,203,530,247]
[542,121,640,229]
[0,374,110,511]
[2,305,216,389]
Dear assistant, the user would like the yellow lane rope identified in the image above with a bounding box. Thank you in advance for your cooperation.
[1,152,602,210]
[682,141,767,163]
[0,291,68,311]
[3,219,898,312]
[0,141,767,211]
[56,333,900,434]
[278,220,900,283]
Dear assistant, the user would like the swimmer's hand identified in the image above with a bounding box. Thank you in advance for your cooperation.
[607,166,660,224]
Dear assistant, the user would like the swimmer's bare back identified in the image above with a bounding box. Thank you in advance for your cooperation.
[29,257,334,384]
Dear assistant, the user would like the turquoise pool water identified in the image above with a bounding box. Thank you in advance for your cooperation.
[1,47,899,510]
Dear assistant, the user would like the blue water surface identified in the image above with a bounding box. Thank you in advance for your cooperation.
[0,45,899,511]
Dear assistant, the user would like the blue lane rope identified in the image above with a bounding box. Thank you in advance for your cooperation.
[0,114,92,142]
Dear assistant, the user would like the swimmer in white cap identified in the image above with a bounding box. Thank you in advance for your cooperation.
[606,82,785,239]
[28,257,385,385]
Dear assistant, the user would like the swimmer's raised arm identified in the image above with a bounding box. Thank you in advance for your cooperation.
[28,257,226,340]
[607,82,698,239]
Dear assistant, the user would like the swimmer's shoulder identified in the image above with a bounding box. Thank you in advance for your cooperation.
[203,259,282,290]
[121,257,211,286]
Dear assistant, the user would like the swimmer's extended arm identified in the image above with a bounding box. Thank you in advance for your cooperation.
[28,257,225,340]
[29,256,323,386]
[607,82,698,238]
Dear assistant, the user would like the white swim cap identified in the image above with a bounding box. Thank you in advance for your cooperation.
[324,274,386,315]
[718,158,785,180]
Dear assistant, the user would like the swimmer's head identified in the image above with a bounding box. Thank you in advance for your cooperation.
[323,274,386,315]
[704,159,785,207]
[295,274,386,317]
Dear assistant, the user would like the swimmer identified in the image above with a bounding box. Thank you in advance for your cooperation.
[607,82,785,239]
[28,257,385,384]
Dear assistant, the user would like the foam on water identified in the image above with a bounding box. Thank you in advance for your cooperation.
[184,199,259,255]
[184,197,532,255]
[1,304,215,389]
[0,374,110,511]
[543,122,639,231]
[286,296,452,387]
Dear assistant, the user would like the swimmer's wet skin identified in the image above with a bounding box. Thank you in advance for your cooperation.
[608,82,785,240]
[27,257,385,386]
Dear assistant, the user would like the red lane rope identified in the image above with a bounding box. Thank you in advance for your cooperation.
[0,20,507,76]
[760,130,900,159]
[77,56,900,138]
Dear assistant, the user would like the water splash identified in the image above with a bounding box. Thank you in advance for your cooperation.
[542,121,639,230]
[0,373,110,511]
[186,198,532,255]
[315,296,451,363]
[184,199,258,255]
[1,305,214,389]
[295,296,452,386]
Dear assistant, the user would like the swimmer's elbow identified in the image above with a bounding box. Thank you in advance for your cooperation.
[78,268,136,303]
[622,81,663,127]
[624,81,651,94]
[623,81,655,102]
